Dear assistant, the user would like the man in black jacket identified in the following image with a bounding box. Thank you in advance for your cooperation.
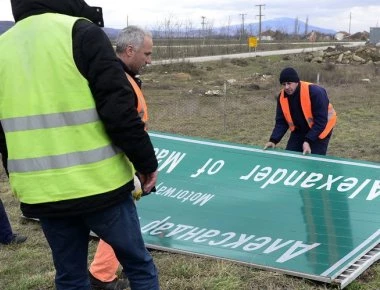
[264,67,336,155]
[0,1,159,289]
[89,25,154,290]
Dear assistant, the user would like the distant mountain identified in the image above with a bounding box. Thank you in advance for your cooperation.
[0,21,14,34]
[102,27,120,41]
[0,17,337,39]
[217,17,337,36]
[259,17,337,35]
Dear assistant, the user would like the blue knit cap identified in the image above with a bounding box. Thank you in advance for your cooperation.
[279,67,300,84]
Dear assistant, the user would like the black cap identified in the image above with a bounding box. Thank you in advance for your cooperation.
[279,67,300,84]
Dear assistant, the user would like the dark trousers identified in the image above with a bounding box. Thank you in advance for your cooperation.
[286,131,331,155]
[40,194,159,290]
[0,199,13,244]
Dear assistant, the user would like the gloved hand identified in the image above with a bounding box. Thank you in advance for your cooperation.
[132,174,143,201]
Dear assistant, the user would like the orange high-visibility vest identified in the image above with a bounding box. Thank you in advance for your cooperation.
[279,81,337,139]
[126,73,148,126]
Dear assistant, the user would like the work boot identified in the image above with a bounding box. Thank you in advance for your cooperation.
[89,271,129,290]
[1,233,27,245]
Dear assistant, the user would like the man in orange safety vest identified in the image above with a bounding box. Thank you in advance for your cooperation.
[89,25,154,290]
[264,67,336,155]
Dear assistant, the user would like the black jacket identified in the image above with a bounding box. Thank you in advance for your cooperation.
[0,0,158,217]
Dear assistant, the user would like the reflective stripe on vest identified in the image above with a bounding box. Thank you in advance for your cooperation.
[279,81,337,139]
[2,109,120,173]
[8,144,121,172]
[0,14,133,204]
[126,73,149,124]
[1,108,98,132]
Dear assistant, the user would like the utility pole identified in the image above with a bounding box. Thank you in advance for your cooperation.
[201,16,206,44]
[255,4,265,41]
[201,16,206,35]
[126,15,129,27]
[239,13,247,40]
[348,12,352,34]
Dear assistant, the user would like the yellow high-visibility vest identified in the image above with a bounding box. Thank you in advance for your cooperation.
[0,13,134,204]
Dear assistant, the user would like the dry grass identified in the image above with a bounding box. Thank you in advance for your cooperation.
[0,54,379,289]
[145,56,380,163]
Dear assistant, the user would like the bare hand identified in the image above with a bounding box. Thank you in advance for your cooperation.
[138,170,158,193]
[264,141,276,150]
[302,141,311,155]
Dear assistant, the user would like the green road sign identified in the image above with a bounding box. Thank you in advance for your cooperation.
[138,132,380,288]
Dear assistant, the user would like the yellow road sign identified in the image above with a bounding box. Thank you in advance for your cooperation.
[248,36,258,48]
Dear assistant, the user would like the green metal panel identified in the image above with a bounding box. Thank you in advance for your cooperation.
[138,131,380,287]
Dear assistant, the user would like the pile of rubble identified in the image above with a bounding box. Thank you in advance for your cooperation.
[304,44,380,65]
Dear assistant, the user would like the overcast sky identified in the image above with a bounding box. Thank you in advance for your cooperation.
[0,0,379,33]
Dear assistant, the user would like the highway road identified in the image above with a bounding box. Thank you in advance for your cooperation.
[152,41,365,65]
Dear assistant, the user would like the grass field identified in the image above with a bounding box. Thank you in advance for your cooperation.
[0,53,379,289]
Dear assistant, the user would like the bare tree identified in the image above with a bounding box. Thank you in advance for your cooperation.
[304,16,309,35]
[294,17,299,35]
